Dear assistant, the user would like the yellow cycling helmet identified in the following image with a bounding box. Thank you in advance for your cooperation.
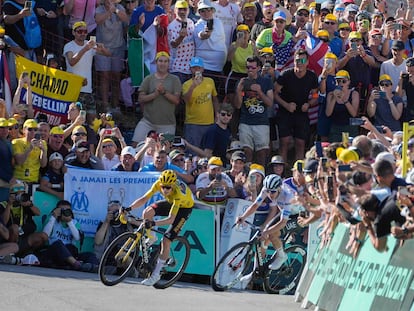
[159,170,177,186]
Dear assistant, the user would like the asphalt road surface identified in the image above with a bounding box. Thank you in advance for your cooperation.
[0,264,304,311]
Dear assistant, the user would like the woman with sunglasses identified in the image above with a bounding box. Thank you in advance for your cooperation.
[326,70,359,143]
[367,74,403,132]
[125,169,194,286]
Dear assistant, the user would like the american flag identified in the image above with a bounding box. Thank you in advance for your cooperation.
[0,51,12,114]
[275,31,330,75]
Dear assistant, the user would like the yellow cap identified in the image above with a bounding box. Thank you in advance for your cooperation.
[72,125,86,134]
[317,29,329,38]
[23,119,38,129]
[0,26,5,36]
[292,160,305,171]
[338,148,359,164]
[208,156,223,167]
[243,2,256,9]
[237,24,250,32]
[296,5,310,13]
[309,2,316,8]
[0,118,8,127]
[335,70,350,79]
[325,52,337,60]
[324,13,337,22]
[263,1,273,8]
[249,163,265,177]
[7,118,17,126]
[260,47,273,55]
[379,74,392,82]
[155,51,170,60]
[73,21,87,30]
[175,0,189,9]
[349,31,362,40]
[338,22,350,29]
[50,126,64,135]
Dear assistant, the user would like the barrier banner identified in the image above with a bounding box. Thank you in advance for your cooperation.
[298,223,414,311]
[64,167,161,236]
[15,55,84,125]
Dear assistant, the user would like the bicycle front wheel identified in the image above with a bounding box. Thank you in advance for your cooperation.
[99,232,140,286]
[263,245,307,294]
[211,242,254,292]
[153,236,191,289]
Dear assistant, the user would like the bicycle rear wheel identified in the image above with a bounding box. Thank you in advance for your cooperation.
[153,236,191,289]
[211,242,254,292]
[99,232,140,286]
[263,245,307,294]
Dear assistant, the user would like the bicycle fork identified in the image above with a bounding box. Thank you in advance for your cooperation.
[115,233,142,265]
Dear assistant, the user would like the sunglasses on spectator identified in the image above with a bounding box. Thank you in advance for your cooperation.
[161,185,172,190]
[340,28,351,31]
[324,21,336,25]
[275,20,285,24]
[74,132,87,136]
[173,157,185,162]
[336,78,348,84]
[371,34,382,39]
[9,125,19,130]
[102,145,114,148]
[246,65,257,70]
[295,58,307,64]
[52,134,63,138]
[297,12,309,17]
[220,112,232,117]
[379,81,391,87]
[350,39,360,43]
[27,128,37,131]
[199,8,210,13]
[75,29,88,34]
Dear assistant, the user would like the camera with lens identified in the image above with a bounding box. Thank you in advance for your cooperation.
[61,208,73,217]
[15,193,30,204]
[110,210,121,226]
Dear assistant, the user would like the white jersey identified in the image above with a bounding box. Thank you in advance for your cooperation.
[253,184,293,219]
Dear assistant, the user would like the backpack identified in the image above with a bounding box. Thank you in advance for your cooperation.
[5,1,42,49]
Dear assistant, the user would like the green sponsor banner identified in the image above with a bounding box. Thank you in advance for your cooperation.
[169,208,215,276]
[307,224,347,305]
[33,191,60,232]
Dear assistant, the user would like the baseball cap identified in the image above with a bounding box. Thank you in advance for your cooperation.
[349,31,362,40]
[198,0,214,11]
[227,140,243,152]
[269,155,285,165]
[10,181,25,193]
[172,138,186,148]
[338,22,351,30]
[296,5,310,13]
[169,149,184,160]
[49,152,63,162]
[292,160,305,171]
[21,254,40,266]
[337,148,360,164]
[102,138,115,145]
[243,2,256,9]
[406,57,414,67]
[379,74,392,83]
[317,29,329,38]
[75,140,89,152]
[392,40,405,51]
[0,118,8,127]
[121,146,136,157]
[369,28,382,36]
[73,21,87,30]
[249,163,265,177]
[236,24,250,32]
[189,56,204,68]
[208,156,223,168]
[335,70,350,79]
[7,118,17,126]
[231,150,246,162]
[321,1,333,11]
[260,47,273,56]
[375,151,396,165]
[325,14,337,22]
[50,126,64,135]
[175,0,189,9]
[72,125,86,134]
[198,157,209,166]
[23,119,38,129]
[325,52,337,60]
[273,11,286,20]
[155,51,170,60]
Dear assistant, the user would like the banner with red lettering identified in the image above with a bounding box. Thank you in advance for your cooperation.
[15,56,84,125]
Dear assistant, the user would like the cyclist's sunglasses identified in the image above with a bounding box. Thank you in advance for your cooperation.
[161,185,172,190]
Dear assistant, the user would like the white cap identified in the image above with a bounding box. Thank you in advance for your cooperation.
[121,146,136,157]
[22,254,40,265]
[49,152,63,162]
[375,151,396,165]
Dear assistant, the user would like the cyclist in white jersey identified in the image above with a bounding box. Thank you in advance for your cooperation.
[236,174,291,270]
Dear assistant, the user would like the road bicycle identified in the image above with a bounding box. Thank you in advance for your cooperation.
[98,213,190,289]
[211,217,307,294]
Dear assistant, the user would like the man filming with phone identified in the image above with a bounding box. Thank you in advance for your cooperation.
[196,156,237,204]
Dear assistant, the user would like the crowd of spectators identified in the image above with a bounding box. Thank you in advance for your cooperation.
[0,0,413,284]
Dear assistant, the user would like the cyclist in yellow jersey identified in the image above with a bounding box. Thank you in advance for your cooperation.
[125,170,194,286]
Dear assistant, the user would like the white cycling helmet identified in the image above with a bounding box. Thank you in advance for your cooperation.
[263,174,282,191]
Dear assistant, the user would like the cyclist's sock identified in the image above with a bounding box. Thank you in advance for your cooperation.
[277,247,285,256]
[152,258,166,276]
